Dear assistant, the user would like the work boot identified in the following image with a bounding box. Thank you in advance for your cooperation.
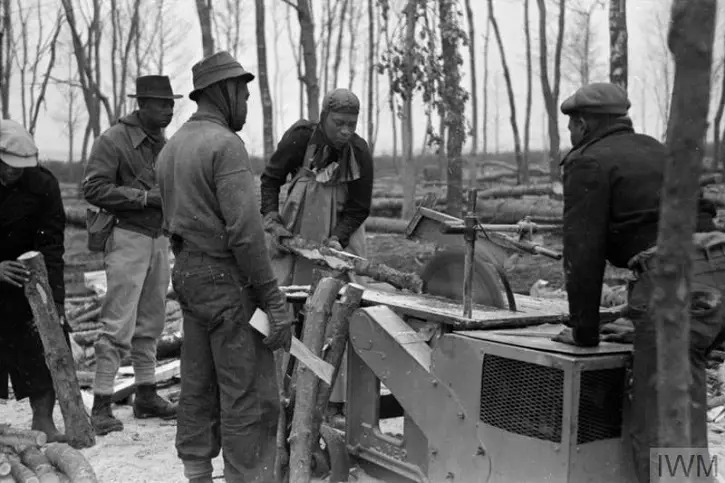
[91,394,124,436]
[133,384,177,420]
[188,477,214,483]
[30,390,68,443]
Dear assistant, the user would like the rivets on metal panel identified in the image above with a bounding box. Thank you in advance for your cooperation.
[457,412,465,420]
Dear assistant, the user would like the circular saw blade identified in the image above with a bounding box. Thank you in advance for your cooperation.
[420,246,506,309]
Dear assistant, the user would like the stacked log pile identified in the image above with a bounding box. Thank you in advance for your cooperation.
[0,427,98,483]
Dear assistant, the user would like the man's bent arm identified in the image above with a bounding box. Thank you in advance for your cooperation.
[563,156,610,346]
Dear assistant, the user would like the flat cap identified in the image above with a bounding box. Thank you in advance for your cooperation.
[560,82,631,116]
[0,119,38,168]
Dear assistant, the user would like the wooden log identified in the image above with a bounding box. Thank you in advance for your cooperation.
[363,217,408,234]
[69,321,102,333]
[18,251,95,449]
[310,284,365,462]
[43,443,97,483]
[477,183,562,200]
[274,351,290,483]
[0,427,46,447]
[282,236,423,293]
[6,453,38,483]
[288,277,346,483]
[0,475,16,483]
[70,330,100,347]
[0,453,10,476]
[709,395,725,410]
[18,447,59,483]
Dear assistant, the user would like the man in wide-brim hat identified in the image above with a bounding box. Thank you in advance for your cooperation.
[83,75,181,437]
[156,51,293,483]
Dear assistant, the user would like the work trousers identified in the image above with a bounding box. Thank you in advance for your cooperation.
[93,227,169,395]
[0,317,69,400]
[172,248,279,483]
[628,245,725,483]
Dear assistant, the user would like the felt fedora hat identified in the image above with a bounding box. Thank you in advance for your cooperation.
[127,75,182,99]
[0,119,39,168]
[189,51,255,101]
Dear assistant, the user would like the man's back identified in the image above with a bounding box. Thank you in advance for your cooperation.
[576,124,665,267]
[157,114,251,258]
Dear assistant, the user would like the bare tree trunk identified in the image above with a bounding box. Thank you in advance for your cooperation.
[332,0,349,88]
[1,0,11,119]
[712,37,725,168]
[298,0,320,121]
[652,0,716,450]
[609,0,628,91]
[401,0,417,220]
[464,0,478,156]
[381,3,398,174]
[524,0,533,169]
[482,9,491,157]
[254,0,274,160]
[367,0,375,152]
[347,1,358,91]
[440,0,466,217]
[536,0,566,182]
[195,0,215,58]
[488,0,526,184]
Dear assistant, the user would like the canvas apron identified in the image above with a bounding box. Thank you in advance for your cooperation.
[270,142,367,402]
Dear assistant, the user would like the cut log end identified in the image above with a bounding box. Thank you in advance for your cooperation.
[17,251,42,262]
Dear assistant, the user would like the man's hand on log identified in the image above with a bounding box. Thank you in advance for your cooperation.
[323,236,343,251]
[263,212,294,256]
[0,260,30,287]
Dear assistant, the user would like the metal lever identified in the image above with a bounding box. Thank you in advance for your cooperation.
[463,190,478,319]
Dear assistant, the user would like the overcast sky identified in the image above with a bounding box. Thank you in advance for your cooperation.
[7,0,719,161]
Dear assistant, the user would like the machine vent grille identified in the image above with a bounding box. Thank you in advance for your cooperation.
[577,368,625,444]
[479,354,564,443]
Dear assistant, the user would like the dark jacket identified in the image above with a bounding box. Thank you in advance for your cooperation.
[259,121,374,248]
[156,110,281,292]
[561,118,716,345]
[82,112,165,238]
[0,167,65,321]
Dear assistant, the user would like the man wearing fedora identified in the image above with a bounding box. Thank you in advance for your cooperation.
[83,75,180,436]
[156,52,293,483]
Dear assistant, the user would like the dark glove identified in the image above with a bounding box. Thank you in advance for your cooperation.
[263,290,294,352]
[263,212,293,254]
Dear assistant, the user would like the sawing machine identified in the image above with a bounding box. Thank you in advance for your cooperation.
[294,191,637,483]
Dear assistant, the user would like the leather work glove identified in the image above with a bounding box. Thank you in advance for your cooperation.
[323,236,343,251]
[263,291,294,352]
[263,212,293,255]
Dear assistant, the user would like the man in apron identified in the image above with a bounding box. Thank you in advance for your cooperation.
[260,88,374,414]
[553,82,724,483]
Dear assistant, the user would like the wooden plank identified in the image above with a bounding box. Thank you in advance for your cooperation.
[111,360,180,402]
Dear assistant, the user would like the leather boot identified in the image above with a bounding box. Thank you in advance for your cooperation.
[91,394,124,436]
[30,390,67,443]
[133,384,177,420]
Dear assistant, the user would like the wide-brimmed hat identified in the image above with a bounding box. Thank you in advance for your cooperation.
[189,51,255,101]
[560,82,630,116]
[127,75,182,99]
[0,120,38,168]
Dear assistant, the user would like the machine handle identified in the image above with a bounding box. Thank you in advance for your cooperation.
[532,245,563,260]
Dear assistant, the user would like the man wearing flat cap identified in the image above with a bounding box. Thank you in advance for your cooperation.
[555,82,725,482]
[156,51,293,483]
[260,88,374,418]
[0,120,69,443]
[83,75,180,435]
